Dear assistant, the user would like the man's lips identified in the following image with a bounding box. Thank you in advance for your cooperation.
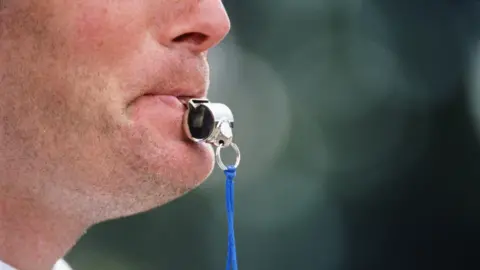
[132,93,197,109]
[146,94,183,108]
[125,88,207,123]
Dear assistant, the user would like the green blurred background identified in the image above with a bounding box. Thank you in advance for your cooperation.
[66,1,480,269]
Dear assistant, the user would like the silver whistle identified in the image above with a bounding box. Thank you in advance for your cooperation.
[183,98,240,170]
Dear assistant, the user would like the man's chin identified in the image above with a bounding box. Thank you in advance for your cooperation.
[152,139,214,190]
[148,141,214,208]
[173,140,215,188]
[98,140,214,221]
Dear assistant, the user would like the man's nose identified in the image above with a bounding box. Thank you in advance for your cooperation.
[155,0,231,54]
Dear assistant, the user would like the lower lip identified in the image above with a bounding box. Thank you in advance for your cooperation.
[127,94,187,136]
[159,95,182,106]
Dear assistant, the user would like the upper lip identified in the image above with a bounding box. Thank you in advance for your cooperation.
[127,88,207,109]
[143,88,206,99]
[127,55,209,106]
[141,88,206,105]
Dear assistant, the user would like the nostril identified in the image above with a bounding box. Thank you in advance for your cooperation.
[172,32,208,45]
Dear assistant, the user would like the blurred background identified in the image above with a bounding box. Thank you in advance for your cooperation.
[67,0,480,269]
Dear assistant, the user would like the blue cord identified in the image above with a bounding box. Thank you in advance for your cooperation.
[224,165,238,270]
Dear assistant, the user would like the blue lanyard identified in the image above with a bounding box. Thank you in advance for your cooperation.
[224,165,238,270]
[182,99,241,270]
[215,142,241,270]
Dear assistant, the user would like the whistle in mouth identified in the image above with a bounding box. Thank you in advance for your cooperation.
[183,98,235,147]
[184,98,240,170]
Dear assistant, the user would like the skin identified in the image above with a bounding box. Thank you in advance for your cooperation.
[0,0,230,269]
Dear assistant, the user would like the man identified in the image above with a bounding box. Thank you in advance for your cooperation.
[0,0,230,269]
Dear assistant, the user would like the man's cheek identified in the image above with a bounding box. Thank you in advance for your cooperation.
[67,6,147,63]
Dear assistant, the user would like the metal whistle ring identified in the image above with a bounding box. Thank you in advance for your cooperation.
[215,141,241,170]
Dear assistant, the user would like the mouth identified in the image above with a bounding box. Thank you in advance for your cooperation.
[129,91,205,110]
[141,93,191,106]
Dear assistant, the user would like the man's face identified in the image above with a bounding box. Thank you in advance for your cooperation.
[0,0,230,220]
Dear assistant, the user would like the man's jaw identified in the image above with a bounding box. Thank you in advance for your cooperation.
[0,194,87,270]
